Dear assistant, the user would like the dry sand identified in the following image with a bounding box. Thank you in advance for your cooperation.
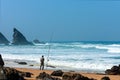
[15,68,120,80]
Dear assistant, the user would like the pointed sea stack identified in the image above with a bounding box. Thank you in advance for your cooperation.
[0,32,10,45]
[12,28,33,45]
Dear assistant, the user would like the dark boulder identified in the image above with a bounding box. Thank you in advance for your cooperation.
[29,64,34,66]
[18,62,27,65]
[3,67,25,80]
[12,28,33,45]
[14,61,27,65]
[111,66,119,72]
[33,39,45,44]
[105,65,120,75]
[105,69,113,75]
[62,72,73,80]
[33,39,41,43]
[101,76,110,80]
[0,32,10,45]
[25,72,32,77]
[62,72,95,80]
[51,70,63,76]
[36,72,61,80]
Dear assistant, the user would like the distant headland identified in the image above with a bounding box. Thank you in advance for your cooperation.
[0,28,42,45]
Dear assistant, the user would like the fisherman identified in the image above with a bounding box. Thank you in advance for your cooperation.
[40,55,45,70]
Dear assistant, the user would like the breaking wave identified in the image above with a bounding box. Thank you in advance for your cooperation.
[0,41,120,72]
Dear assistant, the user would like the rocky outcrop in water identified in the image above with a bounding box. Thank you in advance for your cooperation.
[0,32,10,45]
[105,64,120,75]
[12,28,33,45]
[15,61,27,65]
[33,39,45,44]
[33,39,41,43]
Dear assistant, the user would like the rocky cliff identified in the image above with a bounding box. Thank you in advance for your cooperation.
[0,32,10,45]
[12,28,32,45]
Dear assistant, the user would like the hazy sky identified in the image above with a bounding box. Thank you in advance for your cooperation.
[1,0,120,42]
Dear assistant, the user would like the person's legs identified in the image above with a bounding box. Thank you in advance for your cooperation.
[42,65,44,70]
[40,65,42,70]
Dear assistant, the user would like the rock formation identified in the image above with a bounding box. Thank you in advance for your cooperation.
[33,39,45,44]
[36,70,96,80]
[0,32,10,45]
[62,72,95,80]
[105,64,120,75]
[33,39,41,43]
[51,70,63,76]
[15,61,27,65]
[2,67,25,80]
[101,76,110,80]
[36,72,61,80]
[12,28,32,45]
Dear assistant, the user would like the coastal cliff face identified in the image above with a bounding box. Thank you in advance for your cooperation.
[12,28,32,45]
[0,32,10,45]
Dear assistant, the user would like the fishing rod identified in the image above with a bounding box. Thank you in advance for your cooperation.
[46,32,53,69]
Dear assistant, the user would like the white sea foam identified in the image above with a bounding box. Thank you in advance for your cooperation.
[0,41,120,72]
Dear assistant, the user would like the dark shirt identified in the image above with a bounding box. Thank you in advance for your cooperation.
[40,57,44,65]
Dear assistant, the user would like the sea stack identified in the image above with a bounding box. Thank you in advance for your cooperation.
[12,28,32,45]
[0,32,10,45]
[33,39,41,43]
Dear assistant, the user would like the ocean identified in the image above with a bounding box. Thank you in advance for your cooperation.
[0,41,120,73]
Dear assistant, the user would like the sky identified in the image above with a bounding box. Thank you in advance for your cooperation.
[1,0,120,42]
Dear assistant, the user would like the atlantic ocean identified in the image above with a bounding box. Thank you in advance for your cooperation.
[0,41,120,73]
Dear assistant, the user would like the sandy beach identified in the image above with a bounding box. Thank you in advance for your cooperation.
[1,0,120,79]
[15,68,120,80]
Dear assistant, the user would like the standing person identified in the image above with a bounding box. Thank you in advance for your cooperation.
[40,55,44,70]
[0,54,4,67]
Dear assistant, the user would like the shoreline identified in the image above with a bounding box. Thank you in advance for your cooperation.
[2,59,120,80]
[14,67,120,80]
[3,57,120,80]
[4,59,106,74]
